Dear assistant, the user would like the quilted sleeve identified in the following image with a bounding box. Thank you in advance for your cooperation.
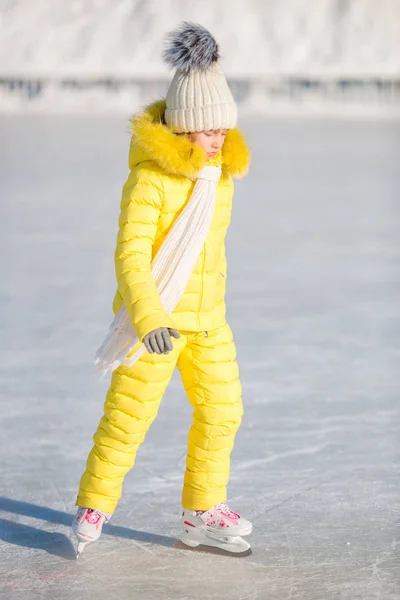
[115,175,177,341]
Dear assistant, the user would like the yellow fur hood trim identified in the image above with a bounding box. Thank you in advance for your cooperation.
[129,100,250,179]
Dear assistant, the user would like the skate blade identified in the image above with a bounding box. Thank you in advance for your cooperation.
[76,541,87,559]
[179,526,252,555]
[174,540,252,557]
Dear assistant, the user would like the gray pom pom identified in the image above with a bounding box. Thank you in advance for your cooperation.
[163,22,220,74]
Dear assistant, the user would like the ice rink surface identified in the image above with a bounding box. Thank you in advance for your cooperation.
[1,114,399,599]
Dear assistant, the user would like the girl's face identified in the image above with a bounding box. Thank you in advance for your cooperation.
[190,129,228,158]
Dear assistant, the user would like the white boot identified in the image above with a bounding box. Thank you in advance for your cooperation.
[181,502,252,553]
[72,507,111,557]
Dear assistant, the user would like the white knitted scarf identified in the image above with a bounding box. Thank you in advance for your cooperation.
[94,164,222,376]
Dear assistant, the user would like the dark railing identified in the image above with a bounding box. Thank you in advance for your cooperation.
[0,76,399,107]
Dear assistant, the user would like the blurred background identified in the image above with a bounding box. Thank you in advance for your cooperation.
[1,2,400,599]
[1,0,400,115]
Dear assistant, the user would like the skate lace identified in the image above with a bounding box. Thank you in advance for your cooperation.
[85,509,104,525]
[198,502,241,528]
[217,502,241,521]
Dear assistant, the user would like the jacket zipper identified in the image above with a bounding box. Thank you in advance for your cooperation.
[199,243,206,315]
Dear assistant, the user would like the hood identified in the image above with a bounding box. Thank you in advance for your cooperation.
[129,100,250,179]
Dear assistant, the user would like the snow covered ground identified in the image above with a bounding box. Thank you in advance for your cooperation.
[1,115,399,599]
[1,0,400,77]
[2,0,399,115]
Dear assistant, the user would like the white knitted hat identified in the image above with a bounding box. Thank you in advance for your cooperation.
[163,23,237,133]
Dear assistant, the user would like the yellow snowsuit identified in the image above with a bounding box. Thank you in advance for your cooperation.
[77,100,250,513]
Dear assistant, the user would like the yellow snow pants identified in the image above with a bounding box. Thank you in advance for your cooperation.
[76,322,243,513]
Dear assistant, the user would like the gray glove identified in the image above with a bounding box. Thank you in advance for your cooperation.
[143,327,180,355]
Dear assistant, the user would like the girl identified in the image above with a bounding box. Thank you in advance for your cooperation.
[73,22,252,555]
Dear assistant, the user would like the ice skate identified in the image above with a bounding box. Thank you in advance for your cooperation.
[180,502,252,555]
[72,507,111,558]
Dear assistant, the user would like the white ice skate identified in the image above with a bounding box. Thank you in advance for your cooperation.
[181,502,252,554]
[72,507,111,558]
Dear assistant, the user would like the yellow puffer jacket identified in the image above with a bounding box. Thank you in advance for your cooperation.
[112,100,250,341]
